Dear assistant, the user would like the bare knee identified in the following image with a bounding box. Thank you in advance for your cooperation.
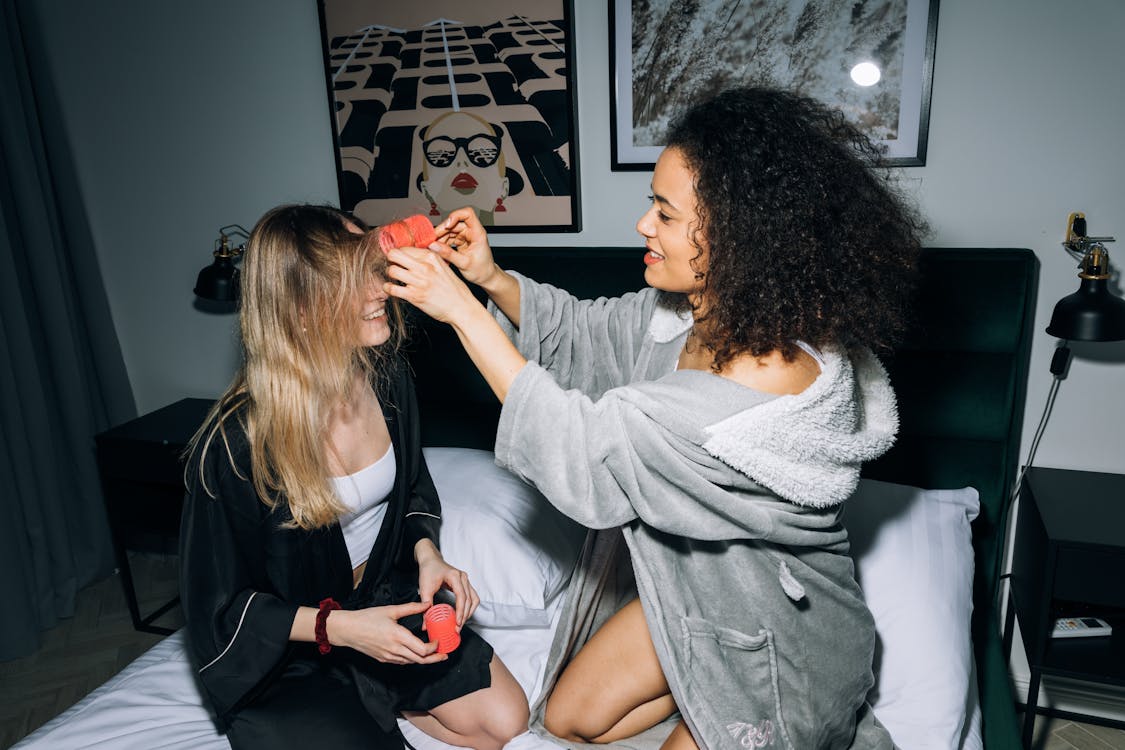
[481,696,530,748]
[442,704,528,750]
[413,682,528,750]
[543,692,591,743]
[458,663,530,750]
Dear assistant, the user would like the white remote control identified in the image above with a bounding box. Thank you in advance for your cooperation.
[1052,616,1113,638]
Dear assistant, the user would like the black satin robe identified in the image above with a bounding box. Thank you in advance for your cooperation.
[178,358,463,736]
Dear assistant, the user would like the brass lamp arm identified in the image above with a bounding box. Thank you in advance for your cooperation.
[1062,211,1115,260]
[213,224,251,259]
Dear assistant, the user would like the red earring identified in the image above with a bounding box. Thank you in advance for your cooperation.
[429,200,440,216]
[495,197,506,212]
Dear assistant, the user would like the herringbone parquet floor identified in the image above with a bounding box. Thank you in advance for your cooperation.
[1,553,1123,749]
[1027,716,1125,750]
[0,552,184,749]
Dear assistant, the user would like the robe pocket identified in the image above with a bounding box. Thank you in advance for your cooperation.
[680,617,790,749]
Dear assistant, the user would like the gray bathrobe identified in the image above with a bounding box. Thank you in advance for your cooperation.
[491,274,896,750]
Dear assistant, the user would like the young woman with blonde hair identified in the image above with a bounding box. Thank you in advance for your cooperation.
[179,204,528,749]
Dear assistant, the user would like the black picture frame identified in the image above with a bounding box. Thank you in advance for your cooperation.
[318,0,581,232]
[610,0,939,170]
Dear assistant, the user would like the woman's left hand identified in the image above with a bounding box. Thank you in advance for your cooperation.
[384,246,482,326]
[386,244,529,404]
[415,539,480,627]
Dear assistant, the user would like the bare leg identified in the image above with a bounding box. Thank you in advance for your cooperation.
[403,654,529,750]
[545,598,677,743]
[661,721,699,750]
[590,695,678,744]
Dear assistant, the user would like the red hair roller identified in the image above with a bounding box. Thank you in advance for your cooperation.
[377,214,438,254]
[423,603,461,654]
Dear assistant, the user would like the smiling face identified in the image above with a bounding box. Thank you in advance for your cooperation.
[419,112,508,217]
[345,221,391,348]
[355,278,391,348]
[636,147,708,302]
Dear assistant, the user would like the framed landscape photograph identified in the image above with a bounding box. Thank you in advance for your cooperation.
[318,0,581,232]
[610,0,940,169]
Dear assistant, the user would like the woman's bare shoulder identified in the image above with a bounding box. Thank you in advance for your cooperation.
[717,349,821,396]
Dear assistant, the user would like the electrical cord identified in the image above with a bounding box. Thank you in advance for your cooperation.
[1008,349,1067,509]
[997,343,1070,612]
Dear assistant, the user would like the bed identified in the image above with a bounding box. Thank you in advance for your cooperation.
[14,246,1038,750]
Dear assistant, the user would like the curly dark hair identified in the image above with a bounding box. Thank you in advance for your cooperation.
[664,86,926,368]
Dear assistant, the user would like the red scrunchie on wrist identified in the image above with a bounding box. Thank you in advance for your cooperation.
[315,597,341,655]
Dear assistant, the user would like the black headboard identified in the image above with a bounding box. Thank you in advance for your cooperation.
[862,249,1038,749]
[406,247,645,449]
[406,246,1038,749]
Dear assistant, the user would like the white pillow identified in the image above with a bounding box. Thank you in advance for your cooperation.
[842,479,983,750]
[424,447,587,628]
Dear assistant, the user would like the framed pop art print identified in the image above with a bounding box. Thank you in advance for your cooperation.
[610,0,939,169]
[318,0,581,232]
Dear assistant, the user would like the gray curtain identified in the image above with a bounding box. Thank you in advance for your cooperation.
[0,0,137,660]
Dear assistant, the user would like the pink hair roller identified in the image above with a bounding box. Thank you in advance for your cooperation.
[423,603,461,654]
[377,214,437,254]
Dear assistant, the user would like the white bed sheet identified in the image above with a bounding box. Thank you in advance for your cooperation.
[14,606,566,750]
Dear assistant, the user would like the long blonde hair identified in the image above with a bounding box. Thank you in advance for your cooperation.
[189,204,407,529]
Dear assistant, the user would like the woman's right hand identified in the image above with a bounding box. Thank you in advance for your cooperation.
[432,207,499,288]
[328,601,447,665]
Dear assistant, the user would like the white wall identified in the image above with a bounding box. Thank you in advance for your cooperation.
[28,0,341,412]
[33,0,1124,474]
[33,0,1123,473]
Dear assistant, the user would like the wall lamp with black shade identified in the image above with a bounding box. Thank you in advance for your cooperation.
[1010,212,1125,506]
[194,225,250,302]
[1046,212,1125,343]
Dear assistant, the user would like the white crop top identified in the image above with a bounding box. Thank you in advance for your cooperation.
[331,444,396,568]
[794,340,826,367]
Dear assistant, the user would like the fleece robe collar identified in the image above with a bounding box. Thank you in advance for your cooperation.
[700,346,898,508]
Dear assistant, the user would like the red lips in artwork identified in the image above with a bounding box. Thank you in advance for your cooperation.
[451,173,478,190]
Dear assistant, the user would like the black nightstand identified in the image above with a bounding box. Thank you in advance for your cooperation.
[95,398,213,634]
[1004,467,1125,747]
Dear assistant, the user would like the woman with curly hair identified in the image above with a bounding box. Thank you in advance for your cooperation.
[179,204,529,749]
[385,87,924,749]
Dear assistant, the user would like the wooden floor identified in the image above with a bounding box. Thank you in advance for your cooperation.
[1,553,1124,749]
[1024,713,1125,750]
[0,552,185,749]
